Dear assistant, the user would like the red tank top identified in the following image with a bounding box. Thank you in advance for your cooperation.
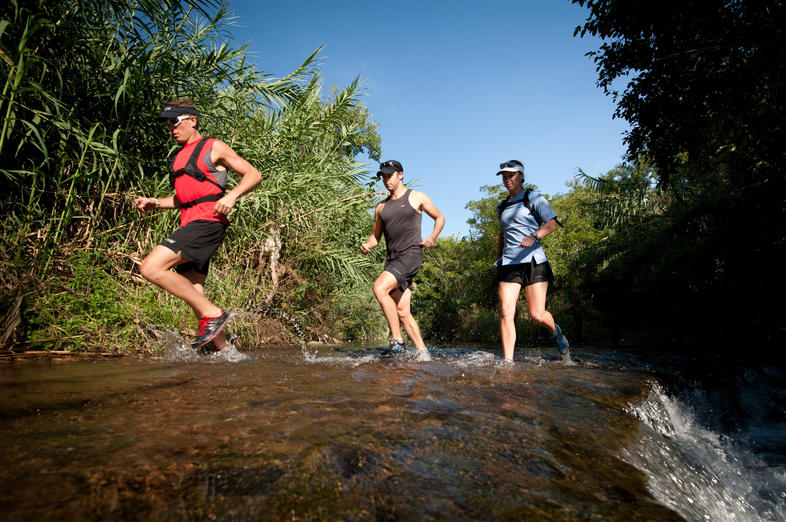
[171,138,229,227]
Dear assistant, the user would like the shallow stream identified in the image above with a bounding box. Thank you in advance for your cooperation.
[1,342,784,520]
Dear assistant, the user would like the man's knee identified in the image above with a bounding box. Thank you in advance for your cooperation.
[373,279,397,299]
[139,257,162,283]
[500,308,516,322]
[396,304,412,321]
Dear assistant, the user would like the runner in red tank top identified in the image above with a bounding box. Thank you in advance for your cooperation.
[135,99,262,351]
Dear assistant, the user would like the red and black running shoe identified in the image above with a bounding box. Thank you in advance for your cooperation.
[192,310,231,349]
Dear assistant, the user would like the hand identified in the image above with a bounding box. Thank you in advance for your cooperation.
[213,194,238,215]
[360,242,372,254]
[420,236,436,248]
[134,197,156,212]
[520,235,537,248]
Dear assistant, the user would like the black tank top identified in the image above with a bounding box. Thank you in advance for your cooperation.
[380,189,422,259]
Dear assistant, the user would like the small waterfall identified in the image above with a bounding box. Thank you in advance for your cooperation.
[623,382,786,521]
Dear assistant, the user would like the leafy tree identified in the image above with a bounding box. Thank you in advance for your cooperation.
[573,0,786,348]
[573,0,785,186]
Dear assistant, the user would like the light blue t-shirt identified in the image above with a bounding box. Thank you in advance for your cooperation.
[495,189,557,266]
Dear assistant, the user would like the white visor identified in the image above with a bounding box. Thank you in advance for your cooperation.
[497,165,525,175]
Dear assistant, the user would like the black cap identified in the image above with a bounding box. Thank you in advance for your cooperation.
[376,160,403,177]
[157,104,199,120]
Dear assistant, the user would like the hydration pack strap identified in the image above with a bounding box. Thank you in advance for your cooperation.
[169,138,223,191]
[497,190,544,225]
[178,192,224,209]
[168,138,226,208]
[497,190,562,227]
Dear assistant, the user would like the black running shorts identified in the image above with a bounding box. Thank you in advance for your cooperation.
[384,248,422,293]
[160,220,228,275]
[497,259,555,287]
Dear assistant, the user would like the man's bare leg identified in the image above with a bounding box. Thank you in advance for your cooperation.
[391,288,426,351]
[372,271,404,340]
[182,269,229,350]
[140,246,223,319]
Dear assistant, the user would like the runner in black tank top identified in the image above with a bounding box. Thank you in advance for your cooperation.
[360,160,445,360]
[380,188,422,259]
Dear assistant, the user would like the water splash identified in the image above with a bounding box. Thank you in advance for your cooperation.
[623,382,786,521]
[204,342,250,363]
[453,350,498,367]
[146,325,249,363]
[241,304,315,359]
[147,325,201,362]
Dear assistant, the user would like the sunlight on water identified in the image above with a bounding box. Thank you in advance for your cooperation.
[624,382,786,521]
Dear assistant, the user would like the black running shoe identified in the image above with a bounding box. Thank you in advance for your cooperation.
[192,310,231,349]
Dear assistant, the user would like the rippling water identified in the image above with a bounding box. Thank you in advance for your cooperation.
[0,343,783,521]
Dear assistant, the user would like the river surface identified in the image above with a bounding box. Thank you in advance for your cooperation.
[1,341,784,521]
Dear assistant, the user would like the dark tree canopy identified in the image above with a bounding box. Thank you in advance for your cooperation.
[572,0,786,350]
[573,0,785,188]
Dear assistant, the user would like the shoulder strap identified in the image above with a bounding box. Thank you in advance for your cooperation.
[498,190,561,227]
[522,190,543,226]
[169,138,219,188]
[497,190,541,223]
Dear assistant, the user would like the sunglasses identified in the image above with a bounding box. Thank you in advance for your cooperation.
[379,161,399,170]
[499,160,523,169]
[166,114,192,128]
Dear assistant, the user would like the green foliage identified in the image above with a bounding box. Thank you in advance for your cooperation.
[546,161,666,343]
[573,0,785,186]
[1,0,385,351]
[571,0,786,348]
[415,237,498,343]
[25,251,166,351]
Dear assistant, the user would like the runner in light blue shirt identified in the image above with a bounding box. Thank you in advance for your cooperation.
[495,160,570,363]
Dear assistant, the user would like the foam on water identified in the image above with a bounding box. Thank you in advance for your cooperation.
[149,325,250,363]
[623,382,786,521]
[452,349,498,367]
[302,352,378,367]
[204,343,250,363]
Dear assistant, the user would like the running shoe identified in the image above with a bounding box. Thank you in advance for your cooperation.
[192,310,231,349]
[553,324,570,355]
[379,338,407,358]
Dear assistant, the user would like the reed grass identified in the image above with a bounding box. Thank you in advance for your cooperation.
[0,0,386,352]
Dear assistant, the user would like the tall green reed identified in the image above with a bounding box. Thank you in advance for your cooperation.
[1,0,386,348]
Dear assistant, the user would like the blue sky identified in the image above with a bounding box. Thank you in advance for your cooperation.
[229,0,629,237]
